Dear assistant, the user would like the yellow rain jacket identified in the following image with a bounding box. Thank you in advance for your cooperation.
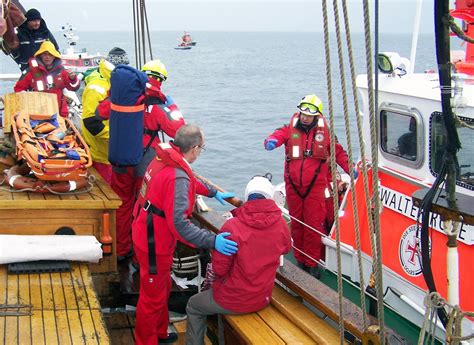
[81,59,113,164]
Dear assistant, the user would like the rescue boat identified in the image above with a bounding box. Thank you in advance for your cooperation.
[60,23,103,73]
[309,2,474,342]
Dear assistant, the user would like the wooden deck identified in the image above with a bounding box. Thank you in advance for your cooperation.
[0,263,109,344]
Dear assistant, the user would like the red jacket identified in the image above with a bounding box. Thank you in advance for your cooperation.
[265,113,350,193]
[212,199,291,313]
[97,77,185,149]
[14,58,80,117]
[132,144,217,258]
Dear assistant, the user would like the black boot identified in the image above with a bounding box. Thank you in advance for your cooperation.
[296,262,309,272]
[308,266,321,279]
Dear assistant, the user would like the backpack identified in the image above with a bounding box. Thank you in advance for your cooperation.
[108,65,148,166]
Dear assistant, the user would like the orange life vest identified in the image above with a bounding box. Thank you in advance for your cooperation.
[287,113,330,160]
[28,58,67,91]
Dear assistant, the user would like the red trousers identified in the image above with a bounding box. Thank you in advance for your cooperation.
[286,183,327,267]
[93,162,112,185]
[134,247,172,344]
[111,167,144,256]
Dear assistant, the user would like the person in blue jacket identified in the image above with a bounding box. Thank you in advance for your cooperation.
[11,8,59,71]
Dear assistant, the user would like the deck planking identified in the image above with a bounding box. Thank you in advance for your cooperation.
[0,263,109,344]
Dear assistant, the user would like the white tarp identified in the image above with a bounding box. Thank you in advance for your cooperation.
[0,235,103,264]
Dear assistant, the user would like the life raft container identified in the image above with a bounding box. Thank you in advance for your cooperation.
[3,163,90,193]
[11,111,92,182]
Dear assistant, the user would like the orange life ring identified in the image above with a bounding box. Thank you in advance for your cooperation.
[3,164,89,193]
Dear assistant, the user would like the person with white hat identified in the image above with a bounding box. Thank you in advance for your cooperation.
[185,174,291,345]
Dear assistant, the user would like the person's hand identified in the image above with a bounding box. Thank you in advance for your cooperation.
[165,95,174,106]
[265,139,277,151]
[353,168,359,180]
[214,191,235,205]
[215,232,238,256]
[66,69,76,80]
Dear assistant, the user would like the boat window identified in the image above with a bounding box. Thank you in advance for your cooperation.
[380,110,418,161]
[430,112,474,190]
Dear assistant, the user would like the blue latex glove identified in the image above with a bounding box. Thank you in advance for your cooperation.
[214,191,235,205]
[165,95,174,106]
[353,168,359,180]
[265,139,277,151]
[215,232,238,256]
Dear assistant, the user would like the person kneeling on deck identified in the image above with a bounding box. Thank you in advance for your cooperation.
[132,124,238,345]
[185,175,292,345]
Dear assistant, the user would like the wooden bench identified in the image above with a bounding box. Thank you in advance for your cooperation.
[223,285,343,344]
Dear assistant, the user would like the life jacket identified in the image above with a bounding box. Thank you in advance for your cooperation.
[139,142,197,216]
[287,113,329,160]
[137,142,196,274]
[108,65,148,166]
[28,58,67,92]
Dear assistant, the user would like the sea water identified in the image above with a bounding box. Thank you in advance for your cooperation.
[0,31,437,210]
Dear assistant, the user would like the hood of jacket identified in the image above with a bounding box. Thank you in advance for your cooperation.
[98,59,114,81]
[231,199,283,230]
[19,18,51,36]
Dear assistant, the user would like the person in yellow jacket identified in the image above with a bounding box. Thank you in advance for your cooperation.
[81,58,116,184]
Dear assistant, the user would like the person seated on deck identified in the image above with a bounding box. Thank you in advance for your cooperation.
[185,175,292,345]
[81,48,129,185]
[397,117,417,159]
[13,40,80,118]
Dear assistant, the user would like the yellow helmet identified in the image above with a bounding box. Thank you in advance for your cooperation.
[297,94,323,116]
[142,59,168,81]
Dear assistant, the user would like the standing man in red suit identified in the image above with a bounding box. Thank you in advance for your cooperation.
[264,94,351,278]
[132,124,237,344]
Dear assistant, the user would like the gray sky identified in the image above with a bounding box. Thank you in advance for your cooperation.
[16,0,434,33]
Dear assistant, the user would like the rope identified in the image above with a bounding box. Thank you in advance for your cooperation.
[361,0,386,341]
[321,0,345,342]
[335,0,369,331]
[418,292,474,345]
[448,15,474,44]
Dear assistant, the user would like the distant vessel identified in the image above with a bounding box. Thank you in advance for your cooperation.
[175,31,196,49]
[60,23,103,73]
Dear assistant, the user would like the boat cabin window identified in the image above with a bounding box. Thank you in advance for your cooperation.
[430,112,474,190]
[380,110,419,162]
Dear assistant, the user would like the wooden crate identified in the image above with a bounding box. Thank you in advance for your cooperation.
[3,92,59,134]
[0,168,121,273]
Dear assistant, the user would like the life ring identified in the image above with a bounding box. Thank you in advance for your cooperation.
[3,164,89,193]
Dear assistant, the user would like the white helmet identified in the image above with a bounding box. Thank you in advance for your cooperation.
[244,175,275,201]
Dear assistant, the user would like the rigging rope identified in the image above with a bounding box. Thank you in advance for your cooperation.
[334,0,369,332]
[361,0,386,341]
[418,292,474,345]
[132,0,153,69]
[320,1,345,342]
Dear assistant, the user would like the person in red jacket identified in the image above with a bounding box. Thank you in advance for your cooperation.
[103,59,186,260]
[132,124,237,345]
[264,94,351,278]
[14,40,80,117]
[185,175,291,345]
